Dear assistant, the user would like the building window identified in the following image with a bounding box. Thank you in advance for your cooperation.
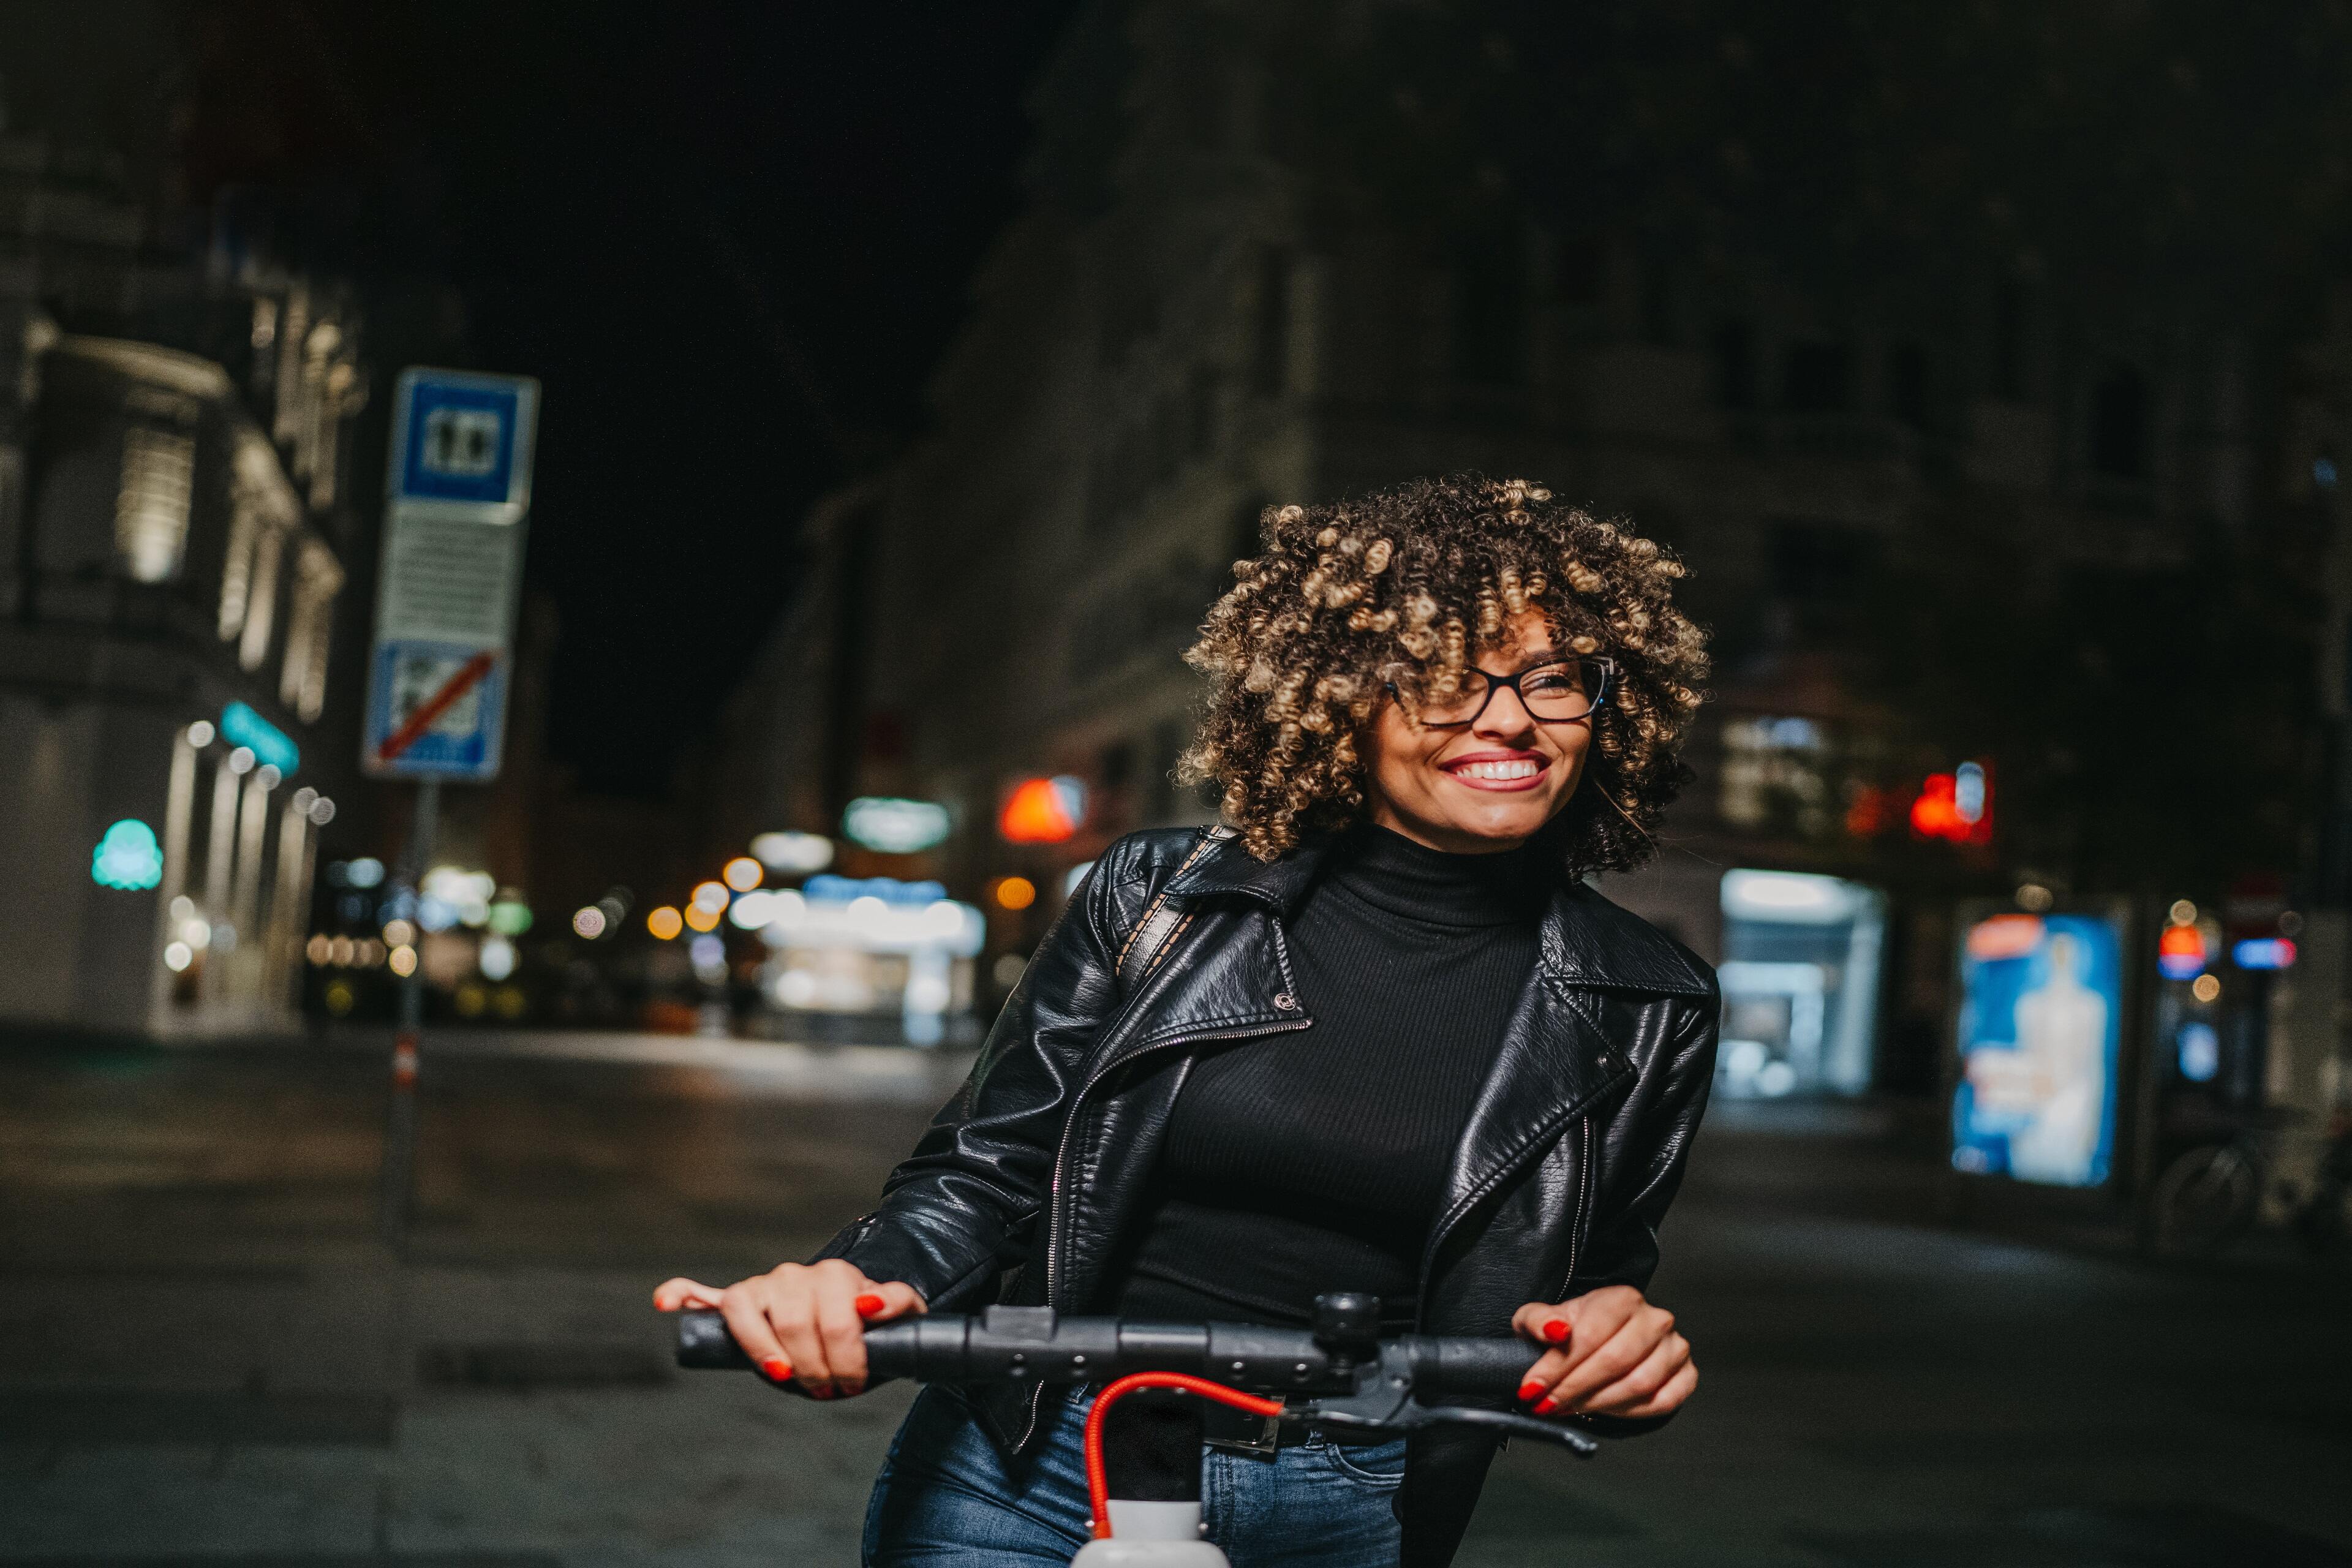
[1638,260,1675,347]
[217,499,260,640]
[1188,366,1222,458]
[1782,342,1853,413]
[1452,234,1527,386]
[279,538,343,721]
[1718,716,1833,837]
[1769,519,1871,607]
[2089,364,2149,480]
[238,524,285,673]
[1711,320,1757,410]
[1888,341,1929,428]
[1251,244,1291,396]
[115,425,195,583]
[1551,233,1604,307]
[1992,278,2025,398]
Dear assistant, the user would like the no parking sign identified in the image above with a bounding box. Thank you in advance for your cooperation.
[362,369,539,782]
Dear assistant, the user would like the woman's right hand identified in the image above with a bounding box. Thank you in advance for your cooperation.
[653,1259,925,1398]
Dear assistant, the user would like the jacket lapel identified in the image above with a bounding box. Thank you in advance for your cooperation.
[1422,886,1646,1270]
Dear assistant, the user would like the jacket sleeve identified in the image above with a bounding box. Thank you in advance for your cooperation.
[1564,982,1719,1439]
[804,843,1148,1311]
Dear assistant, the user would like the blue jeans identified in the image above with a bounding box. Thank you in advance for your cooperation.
[864,1385,1406,1566]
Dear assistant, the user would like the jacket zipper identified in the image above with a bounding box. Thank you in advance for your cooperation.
[1012,1014,1308,1448]
[1561,1114,1593,1296]
[1414,1107,1599,1332]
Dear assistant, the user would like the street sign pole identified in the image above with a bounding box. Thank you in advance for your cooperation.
[364,367,539,1262]
[379,777,437,1254]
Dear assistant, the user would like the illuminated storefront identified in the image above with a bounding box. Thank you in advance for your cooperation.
[1715,869,1887,1098]
[752,875,986,1046]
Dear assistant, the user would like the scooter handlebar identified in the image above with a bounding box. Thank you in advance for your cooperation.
[673,1305,1543,1404]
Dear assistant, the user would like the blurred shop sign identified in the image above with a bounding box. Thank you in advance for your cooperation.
[1910,760,1992,844]
[751,830,835,874]
[842,796,952,854]
[1951,905,2127,1188]
[363,368,540,782]
[1000,775,1087,844]
[91,819,164,890]
[219,701,300,775]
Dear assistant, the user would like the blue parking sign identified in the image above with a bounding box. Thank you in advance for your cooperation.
[391,369,538,511]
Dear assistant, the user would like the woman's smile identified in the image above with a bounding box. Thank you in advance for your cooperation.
[1439,748,1551,790]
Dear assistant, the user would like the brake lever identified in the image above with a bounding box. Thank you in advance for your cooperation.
[1281,1341,1600,1458]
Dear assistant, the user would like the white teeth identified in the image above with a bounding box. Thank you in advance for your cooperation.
[1455,760,1539,780]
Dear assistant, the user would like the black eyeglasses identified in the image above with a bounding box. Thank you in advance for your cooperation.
[1390,656,1616,728]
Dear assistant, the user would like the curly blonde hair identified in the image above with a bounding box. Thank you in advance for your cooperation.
[1182,473,1708,869]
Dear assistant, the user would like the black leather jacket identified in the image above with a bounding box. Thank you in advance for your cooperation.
[814,825,1720,1566]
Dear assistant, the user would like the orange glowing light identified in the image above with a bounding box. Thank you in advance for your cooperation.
[722,856,764,892]
[992,875,1038,911]
[1908,766,1992,845]
[684,902,723,933]
[1000,776,1086,845]
[647,906,684,940]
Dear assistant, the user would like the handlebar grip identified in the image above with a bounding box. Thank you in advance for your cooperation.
[677,1310,751,1370]
[1408,1336,1544,1402]
[673,1310,933,1380]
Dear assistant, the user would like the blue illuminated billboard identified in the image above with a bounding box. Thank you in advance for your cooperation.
[1951,910,2125,1188]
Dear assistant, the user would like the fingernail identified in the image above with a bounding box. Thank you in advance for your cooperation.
[1541,1319,1570,1343]
[854,1294,884,1317]
[761,1357,791,1380]
[810,1385,835,1401]
[1517,1381,1547,1404]
[1533,1396,1558,1415]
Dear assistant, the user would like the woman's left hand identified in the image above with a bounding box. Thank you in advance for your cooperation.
[1510,1285,1695,1420]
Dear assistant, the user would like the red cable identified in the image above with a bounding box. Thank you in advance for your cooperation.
[1082,1373,1286,1540]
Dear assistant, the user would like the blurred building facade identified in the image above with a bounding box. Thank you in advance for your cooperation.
[0,129,364,1036]
[726,3,2337,1107]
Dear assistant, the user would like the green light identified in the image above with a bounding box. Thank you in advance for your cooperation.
[92,820,164,891]
[219,701,299,776]
[486,899,534,937]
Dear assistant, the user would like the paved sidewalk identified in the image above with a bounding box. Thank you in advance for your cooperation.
[2,1041,2348,1566]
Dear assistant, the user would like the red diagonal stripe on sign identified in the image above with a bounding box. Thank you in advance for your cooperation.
[379,649,496,763]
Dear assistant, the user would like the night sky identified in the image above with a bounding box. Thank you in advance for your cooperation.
[168,2,1078,796]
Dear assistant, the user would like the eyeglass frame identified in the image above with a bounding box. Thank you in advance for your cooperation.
[1385,654,1617,729]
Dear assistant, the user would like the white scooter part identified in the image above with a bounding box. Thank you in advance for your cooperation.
[1069,1500,1227,1566]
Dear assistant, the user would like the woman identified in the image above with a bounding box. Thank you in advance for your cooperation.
[657,474,1719,1567]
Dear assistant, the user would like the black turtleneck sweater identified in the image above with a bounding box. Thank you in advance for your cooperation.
[1107,824,1548,1330]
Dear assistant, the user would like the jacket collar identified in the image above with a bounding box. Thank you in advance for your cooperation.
[1164,827,1716,998]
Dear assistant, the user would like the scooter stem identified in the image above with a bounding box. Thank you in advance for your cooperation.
[1080,1373,1286,1541]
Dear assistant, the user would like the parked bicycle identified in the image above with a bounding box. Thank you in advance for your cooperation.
[2140,1107,2352,1262]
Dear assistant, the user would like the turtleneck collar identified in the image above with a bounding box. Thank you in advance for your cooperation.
[1322,824,1551,928]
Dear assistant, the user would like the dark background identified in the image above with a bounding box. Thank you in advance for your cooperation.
[7,1,1076,794]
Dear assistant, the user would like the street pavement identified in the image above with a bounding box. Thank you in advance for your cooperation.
[1,1031,2347,1567]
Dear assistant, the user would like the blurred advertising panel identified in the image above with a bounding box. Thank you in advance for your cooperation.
[1951,909,2127,1188]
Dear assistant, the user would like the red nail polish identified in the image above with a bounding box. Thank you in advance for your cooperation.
[854,1294,884,1317]
[761,1357,791,1380]
[1541,1319,1570,1343]
[1533,1396,1558,1415]
[812,1386,835,1401]
[1517,1381,1547,1404]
